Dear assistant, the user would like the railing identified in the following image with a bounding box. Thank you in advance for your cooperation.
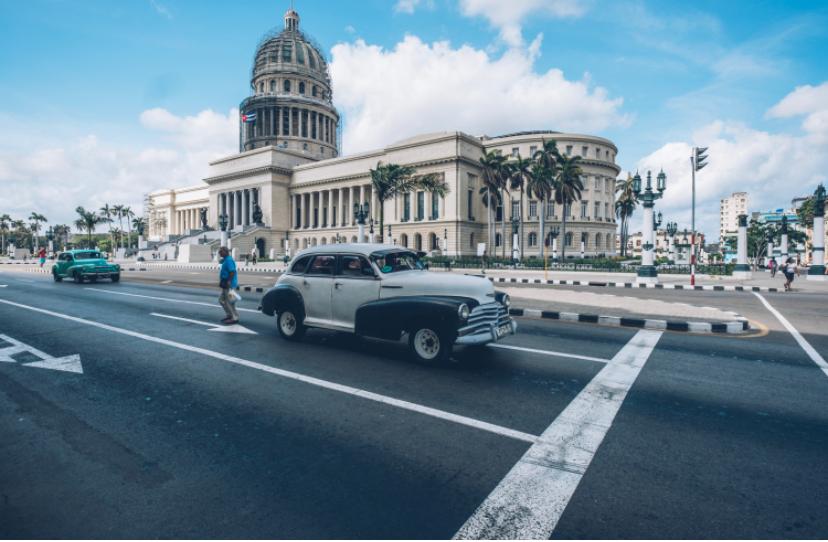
[423,256,735,275]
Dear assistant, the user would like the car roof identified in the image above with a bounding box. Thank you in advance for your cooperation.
[294,243,414,259]
[67,249,100,253]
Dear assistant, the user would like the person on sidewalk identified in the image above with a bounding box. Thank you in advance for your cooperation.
[782,257,796,291]
[38,247,46,268]
[217,246,239,324]
[768,257,777,278]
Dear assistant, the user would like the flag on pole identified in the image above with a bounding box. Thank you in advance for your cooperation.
[241,112,257,123]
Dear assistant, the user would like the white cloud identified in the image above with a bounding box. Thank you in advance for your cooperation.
[330,35,628,155]
[0,108,237,228]
[633,83,828,240]
[459,0,586,47]
[148,0,172,20]
[394,0,435,15]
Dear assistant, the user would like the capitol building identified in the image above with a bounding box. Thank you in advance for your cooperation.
[147,8,620,259]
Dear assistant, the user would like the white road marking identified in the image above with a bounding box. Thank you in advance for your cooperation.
[0,334,83,373]
[85,287,259,313]
[488,343,610,364]
[160,280,173,284]
[454,329,663,540]
[753,292,828,377]
[0,299,538,444]
[151,312,257,334]
[0,284,7,287]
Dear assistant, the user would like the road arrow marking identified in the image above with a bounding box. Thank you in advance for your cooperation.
[0,334,83,374]
[151,312,257,334]
[0,284,8,287]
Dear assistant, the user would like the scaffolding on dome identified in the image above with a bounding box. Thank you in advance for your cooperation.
[249,27,333,92]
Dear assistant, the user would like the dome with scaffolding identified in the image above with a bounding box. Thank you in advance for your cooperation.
[240,7,339,158]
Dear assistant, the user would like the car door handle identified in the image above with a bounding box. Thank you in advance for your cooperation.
[303,279,309,286]
[334,281,343,288]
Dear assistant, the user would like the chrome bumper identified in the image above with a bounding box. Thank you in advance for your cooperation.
[455,318,517,345]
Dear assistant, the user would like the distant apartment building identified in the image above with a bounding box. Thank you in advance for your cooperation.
[720,192,749,242]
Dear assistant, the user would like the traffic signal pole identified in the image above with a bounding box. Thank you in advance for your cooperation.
[690,153,696,286]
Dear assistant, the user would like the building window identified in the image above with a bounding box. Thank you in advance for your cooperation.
[547,200,554,218]
[530,145,537,156]
[495,233,502,247]
[605,203,610,219]
[529,200,537,218]
[511,147,519,157]
[594,202,601,219]
[430,233,438,250]
[605,178,611,192]
[594,176,600,191]
[564,202,571,217]
[416,191,425,220]
[311,111,317,139]
[528,232,537,246]
[431,193,439,219]
[595,147,601,158]
[467,190,474,220]
[296,44,305,64]
[566,232,573,246]
[270,80,276,92]
[282,43,292,62]
[470,233,475,248]
[581,201,588,218]
[299,82,306,94]
[258,82,264,93]
[308,51,317,69]
[403,193,411,221]
[312,85,318,97]
[566,145,573,155]
[511,200,520,218]
[283,80,291,93]
[496,205,503,222]
[582,146,588,157]
[283,108,290,134]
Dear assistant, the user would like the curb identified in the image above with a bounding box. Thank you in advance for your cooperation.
[508,306,750,334]
[489,276,779,293]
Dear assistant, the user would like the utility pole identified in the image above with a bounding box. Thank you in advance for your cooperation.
[690,146,708,286]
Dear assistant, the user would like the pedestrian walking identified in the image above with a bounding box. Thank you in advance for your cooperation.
[769,257,777,278]
[782,257,796,291]
[217,246,239,324]
[38,247,46,268]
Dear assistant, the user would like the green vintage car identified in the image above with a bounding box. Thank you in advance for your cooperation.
[52,250,121,283]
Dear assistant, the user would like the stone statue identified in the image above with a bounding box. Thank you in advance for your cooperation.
[200,208,209,230]
[252,204,263,225]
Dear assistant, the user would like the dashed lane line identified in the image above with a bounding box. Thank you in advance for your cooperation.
[84,287,260,313]
[454,329,663,540]
[488,343,610,364]
[0,298,539,444]
[753,292,828,377]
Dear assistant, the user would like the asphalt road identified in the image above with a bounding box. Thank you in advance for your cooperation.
[1,270,827,538]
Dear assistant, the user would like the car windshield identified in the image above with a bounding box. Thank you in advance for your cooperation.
[75,251,102,260]
[371,251,423,273]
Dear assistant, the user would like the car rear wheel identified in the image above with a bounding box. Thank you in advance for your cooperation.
[277,309,306,341]
[409,326,451,363]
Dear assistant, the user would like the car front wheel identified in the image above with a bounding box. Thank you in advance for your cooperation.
[277,309,306,341]
[111,273,120,282]
[73,271,83,284]
[409,326,451,363]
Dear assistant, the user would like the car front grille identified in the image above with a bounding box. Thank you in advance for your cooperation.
[460,302,510,336]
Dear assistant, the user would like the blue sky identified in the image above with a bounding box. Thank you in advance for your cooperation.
[1,0,827,237]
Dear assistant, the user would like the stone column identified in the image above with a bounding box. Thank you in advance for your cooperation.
[733,214,751,279]
[327,190,333,227]
[228,192,234,230]
[808,186,826,280]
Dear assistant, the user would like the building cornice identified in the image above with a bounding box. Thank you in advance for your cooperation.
[204,165,293,185]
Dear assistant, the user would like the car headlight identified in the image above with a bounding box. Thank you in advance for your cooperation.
[458,303,470,320]
[501,294,511,308]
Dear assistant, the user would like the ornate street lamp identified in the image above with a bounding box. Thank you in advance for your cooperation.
[353,202,369,243]
[547,226,560,261]
[218,212,229,249]
[666,221,678,263]
[633,170,666,283]
[387,224,392,245]
[368,217,375,243]
[510,215,520,264]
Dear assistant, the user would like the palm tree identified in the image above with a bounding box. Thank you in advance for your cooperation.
[369,162,449,242]
[132,216,146,246]
[507,154,533,260]
[122,206,135,249]
[0,214,11,255]
[52,224,71,249]
[553,153,585,260]
[28,212,47,250]
[99,204,115,252]
[75,206,102,248]
[614,174,638,257]
[112,204,125,249]
[525,162,557,260]
[478,150,508,256]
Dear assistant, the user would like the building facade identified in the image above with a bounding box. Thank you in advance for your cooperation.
[147,8,620,259]
[719,191,748,242]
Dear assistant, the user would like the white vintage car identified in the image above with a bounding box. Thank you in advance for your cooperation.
[259,243,516,362]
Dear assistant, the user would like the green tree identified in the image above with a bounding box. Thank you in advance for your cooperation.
[797,197,815,229]
[369,162,448,243]
[122,206,135,249]
[615,174,638,257]
[28,212,47,250]
[507,153,533,260]
[478,150,508,255]
[75,206,102,248]
[552,153,585,259]
[99,204,115,252]
[525,162,556,259]
[0,214,11,255]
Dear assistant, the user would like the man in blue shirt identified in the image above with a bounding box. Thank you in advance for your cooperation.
[218,247,239,324]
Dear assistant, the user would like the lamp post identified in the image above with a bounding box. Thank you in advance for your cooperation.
[633,170,666,284]
[766,230,775,268]
[511,216,520,264]
[218,213,229,248]
[387,224,393,246]
[443,228,448,255]
[666,221,677,263]
[353,202,369,243]
[580,231,587,259]
[808,183,826,280]
[368,217,375,243]
[653,211,663,260]
[547,226,560,261]
[46,226,54,257]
